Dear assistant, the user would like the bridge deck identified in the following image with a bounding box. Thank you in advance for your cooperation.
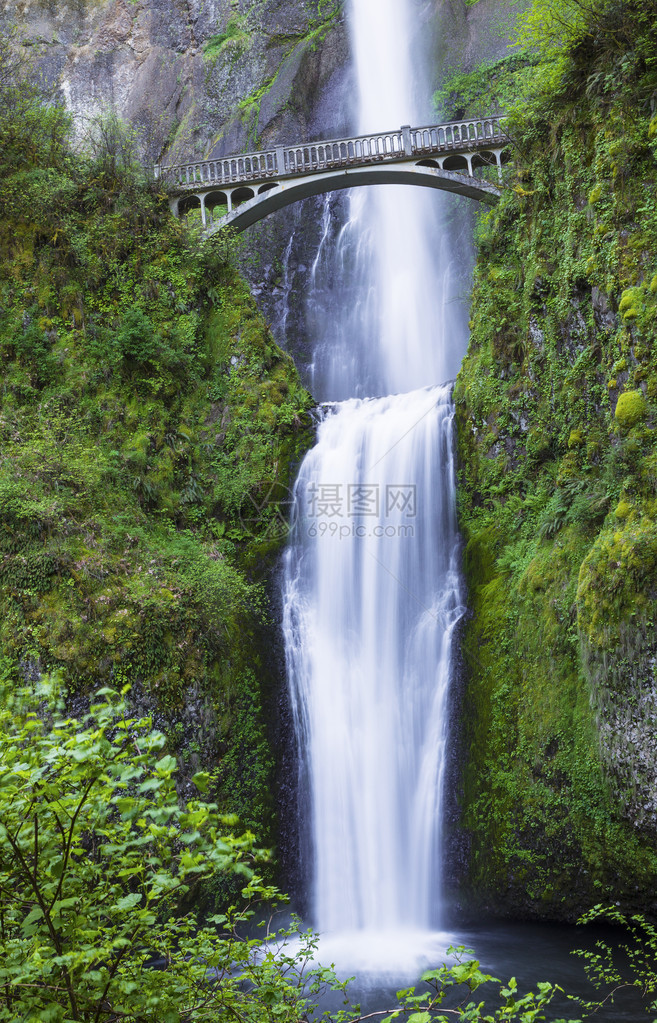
[156,117,509,193]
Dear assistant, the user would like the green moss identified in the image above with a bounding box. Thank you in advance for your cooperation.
[615,389,647,430]
[618,286,645,321]
[453,0,657,919]
[204,14,252,63]
[614,499,632,520]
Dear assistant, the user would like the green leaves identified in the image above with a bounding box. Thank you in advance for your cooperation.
[0,682,278,1022]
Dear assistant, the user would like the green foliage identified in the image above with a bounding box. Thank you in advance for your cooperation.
[0,680,274,1022]
[375,953,577,1023]
[453,0,657,917]
[0,61,313,852]
[574,906,657,1017]
[0,37,71,179]
[434,54,541,119]
[204,14,253,62]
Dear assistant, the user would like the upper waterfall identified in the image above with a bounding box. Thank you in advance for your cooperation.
[305,0,468,401]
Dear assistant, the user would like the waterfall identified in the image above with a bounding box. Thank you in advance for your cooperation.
[281,0,468,967]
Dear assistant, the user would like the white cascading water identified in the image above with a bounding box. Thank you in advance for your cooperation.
[282,0,468,972]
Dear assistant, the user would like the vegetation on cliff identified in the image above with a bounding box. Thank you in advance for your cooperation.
[0,45,313,846]
[451,0,657,918]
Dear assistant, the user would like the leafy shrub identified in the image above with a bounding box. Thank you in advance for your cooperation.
[115,307,159,364]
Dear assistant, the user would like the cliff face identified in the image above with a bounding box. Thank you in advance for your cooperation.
[2,0,348,162]
[452,2,657,919]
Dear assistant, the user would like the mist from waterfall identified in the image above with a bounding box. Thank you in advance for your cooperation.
[281,0,468,971]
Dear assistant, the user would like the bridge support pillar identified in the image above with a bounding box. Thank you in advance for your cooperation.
[492,148,504,184]
[401,125,412,157]
[276,147,287,174]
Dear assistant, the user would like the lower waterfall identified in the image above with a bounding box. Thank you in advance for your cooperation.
[282,385,465,955]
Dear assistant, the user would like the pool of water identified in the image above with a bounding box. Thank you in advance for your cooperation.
[291,921,651,1022]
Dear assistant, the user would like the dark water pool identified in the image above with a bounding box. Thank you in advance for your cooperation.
[296,922,652,1022]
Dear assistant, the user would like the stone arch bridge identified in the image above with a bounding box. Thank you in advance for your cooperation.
[157,117,510,234]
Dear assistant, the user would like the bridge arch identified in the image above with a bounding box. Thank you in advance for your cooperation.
[178,194,202,217]
[195,162,502,234]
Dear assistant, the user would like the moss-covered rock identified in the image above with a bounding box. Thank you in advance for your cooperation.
[452,0,657,920]
[615,389,647,430]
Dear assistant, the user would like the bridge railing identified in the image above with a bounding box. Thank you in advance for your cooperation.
[411,117,506,152]
[162,148,279,188]
[282,128,406,174]
[157,117,509,190]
